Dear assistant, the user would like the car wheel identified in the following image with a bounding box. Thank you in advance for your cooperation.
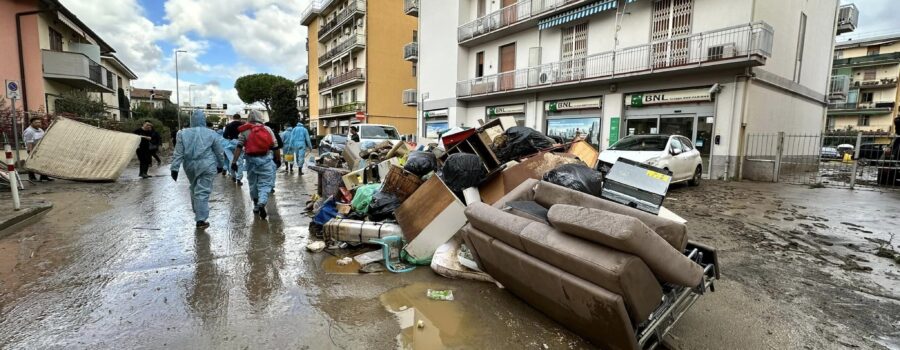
[688,165,701,186]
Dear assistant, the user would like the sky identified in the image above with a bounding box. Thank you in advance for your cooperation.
[61,0,311,114]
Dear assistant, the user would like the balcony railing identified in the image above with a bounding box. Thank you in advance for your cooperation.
[829,75,850,101]
[828,101,895,110]
[317,0,366,40]
[457,0,584,43]
[319,68,365,91]
[301,0,333,25]
[318,34,366,65]
[403,89,417,105]
[404,0,418,16]
[42,50,113,92]
[457,22,774,98]
[852,78,898,89]
[833,52,900,67]
[403,42,418,61]
[320,101,366,116]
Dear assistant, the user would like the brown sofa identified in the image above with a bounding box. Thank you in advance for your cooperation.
[460,179,716,350]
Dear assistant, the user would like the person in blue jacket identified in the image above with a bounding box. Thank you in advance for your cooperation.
[281,124,294,172]
[288,123,312,175]
[170,110,225,229]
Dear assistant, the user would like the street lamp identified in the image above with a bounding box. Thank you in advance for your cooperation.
[174,49,187,129]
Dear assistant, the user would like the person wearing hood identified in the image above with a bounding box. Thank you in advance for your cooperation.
[288,123,312,175]
[281,123,295,172]
[232,110,280,219]
[171,110,226,229]
[222,114,246,185]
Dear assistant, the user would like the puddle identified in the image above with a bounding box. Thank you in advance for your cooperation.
[379,283,476,349]
[322,256,361,274]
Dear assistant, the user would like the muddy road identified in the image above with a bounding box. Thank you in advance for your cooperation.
[0,166,898,349]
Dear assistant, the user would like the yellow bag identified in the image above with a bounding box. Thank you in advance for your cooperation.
[284,154,295,162]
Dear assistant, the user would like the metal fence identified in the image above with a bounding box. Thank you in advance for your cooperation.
[742,132,899,190]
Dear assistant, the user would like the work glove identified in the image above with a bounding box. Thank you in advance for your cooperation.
[171,171,178,181]
[217,167,224,174]
[231,162,238,172]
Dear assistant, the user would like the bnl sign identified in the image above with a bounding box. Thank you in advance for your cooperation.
[5,80,20,100]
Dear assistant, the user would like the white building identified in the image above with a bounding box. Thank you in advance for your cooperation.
[418,0,849,180]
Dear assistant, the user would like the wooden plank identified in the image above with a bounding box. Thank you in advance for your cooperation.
[395,176,458,242]
[567,140,599,168]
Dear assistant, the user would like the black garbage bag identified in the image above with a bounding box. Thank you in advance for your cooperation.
[368,191,402,222]
[542,163,603,196]
[496,126,556,162]
[441,153,486,192]
[404,151,438,177]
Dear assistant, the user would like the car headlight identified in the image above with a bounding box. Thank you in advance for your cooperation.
[645,157,660,166]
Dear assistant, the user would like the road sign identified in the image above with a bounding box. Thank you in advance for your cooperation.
[355,111,366,121]
[5,80,20,99]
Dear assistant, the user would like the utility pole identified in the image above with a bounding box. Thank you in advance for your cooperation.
[175,50,187,129]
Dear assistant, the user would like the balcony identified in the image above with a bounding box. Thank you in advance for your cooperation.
[318,34,366,67]
[319,68,366,92]
[836,4,858,35]
[404,0,418,16]
[403,89,417,106]
[319,101,366,118]
[317,0,366,42]
[403,42,418,62]
[833,52,900,68]
[829,75,850,102]
[457,22,774,100]
[852,78,898,90]
[827,101,895,115]
[42,50,114,93]
[301,0,334,25]
[457,0,599,46]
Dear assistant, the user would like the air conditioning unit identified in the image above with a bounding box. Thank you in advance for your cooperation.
[707,43,736,61]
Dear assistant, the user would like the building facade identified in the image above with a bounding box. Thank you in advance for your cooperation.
[295,75,310,122]
[828,33,900,135]
[1,0,137,120]
[418,0,847,180]
[301,0,418,136]
[130,88,173,110]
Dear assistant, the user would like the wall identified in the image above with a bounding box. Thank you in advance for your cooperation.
[307,20,321,134]
[419,0,462,124]
[838,40,900,59]
[365,0,418,134]
[464,29,538,78]
[0,0,45,112]
[745,81,826,135]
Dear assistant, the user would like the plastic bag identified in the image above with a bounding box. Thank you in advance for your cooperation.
[441,153,486,192]
[542,163,603,196]
[403,151,438,177]
[496,126,556,162]
[368,191,402,222]
[350,184,381,214]
[313,196,339,225]
[360,140,377,151]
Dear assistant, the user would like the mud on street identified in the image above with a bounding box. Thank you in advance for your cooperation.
[0,167,898,349]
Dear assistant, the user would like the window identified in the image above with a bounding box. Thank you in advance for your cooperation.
[412,62,417,77]
[351,89,357,102]
[49,28,63,51]
[826,117,836,131]
[560,23,588,77]
[679,136,694,150]
[863,69,876,81]
[477,0,486,17]
[413,30,418,42]
[669,138,684,153]
[861,92,874,103]
[650,0,693,67]
[858,115,870,126]
[475,51,484,78]
[794,12,807,83]
[868,46,880,56]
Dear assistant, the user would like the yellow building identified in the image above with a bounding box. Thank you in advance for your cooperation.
[828,34,900,135]
[301,0,418,136]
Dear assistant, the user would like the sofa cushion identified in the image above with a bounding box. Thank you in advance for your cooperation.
[532,181,688,250]
[467,202,662,322]
[466,228,639,350]
[548,205,704,287]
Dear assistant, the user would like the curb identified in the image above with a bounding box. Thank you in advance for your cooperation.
[0,202,53,239]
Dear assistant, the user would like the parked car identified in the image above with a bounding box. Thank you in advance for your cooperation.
[820,147,841,160]
[318,134,348,154]
[350,124,401,146]
[597,134,702,186]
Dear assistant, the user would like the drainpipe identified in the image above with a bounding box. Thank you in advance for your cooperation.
[736,67,755,181]
[726,69,754,180]
[16,9,52,112]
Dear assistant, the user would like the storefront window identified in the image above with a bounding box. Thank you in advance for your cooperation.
[425,121,449,138]
[546,117,601,148]
[487,114,525,127]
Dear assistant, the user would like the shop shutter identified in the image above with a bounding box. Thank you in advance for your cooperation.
[651,0,693,68]
[560,23,588,81]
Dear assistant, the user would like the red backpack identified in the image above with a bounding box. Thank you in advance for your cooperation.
[238,123,273,156]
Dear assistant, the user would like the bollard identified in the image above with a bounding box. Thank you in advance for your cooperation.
[5,144,21,210]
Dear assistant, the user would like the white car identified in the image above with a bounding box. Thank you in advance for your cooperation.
[597,134,702,185]
[349,124,402,146]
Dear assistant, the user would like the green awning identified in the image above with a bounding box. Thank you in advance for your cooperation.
[538,0,623,30]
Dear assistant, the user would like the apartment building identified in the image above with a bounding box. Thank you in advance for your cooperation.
[828,32,900,135]
[301,0,418,136]
[130,88,173,110]
[295,75,310,122]
[1,0,137,120]
[419,0,848,180]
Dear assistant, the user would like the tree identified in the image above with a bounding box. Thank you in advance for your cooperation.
[269,81,299,126]
[234,73,293,112]
[54,90,107,118]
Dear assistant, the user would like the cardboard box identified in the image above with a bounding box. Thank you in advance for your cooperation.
[566,140,599,169]
[341,158,401,190]
[342,141,363,171]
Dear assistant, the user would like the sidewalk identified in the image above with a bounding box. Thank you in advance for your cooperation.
[0,197,52,239]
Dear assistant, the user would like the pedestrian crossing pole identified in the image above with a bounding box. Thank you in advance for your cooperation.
[5,144,21,210]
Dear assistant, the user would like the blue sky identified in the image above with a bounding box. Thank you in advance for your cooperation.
[62,0,310,113]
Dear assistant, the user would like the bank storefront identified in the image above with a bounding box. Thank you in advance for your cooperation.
[424,109,450,138]
[544,96,603,148]
[486,104,526,126]
[623,87,716,174]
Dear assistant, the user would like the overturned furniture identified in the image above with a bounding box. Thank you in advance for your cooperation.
[460,179,718,350]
